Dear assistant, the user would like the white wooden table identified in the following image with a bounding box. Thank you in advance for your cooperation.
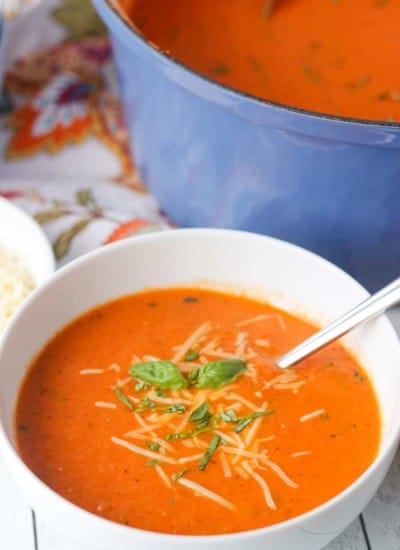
[2,310,400,550]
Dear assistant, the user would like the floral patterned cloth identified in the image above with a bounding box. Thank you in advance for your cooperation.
[0,0,171,267]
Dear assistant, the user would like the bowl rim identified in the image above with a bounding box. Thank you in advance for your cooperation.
[0,196,55,284]
[101,0,400,130]
[1,227,400,543]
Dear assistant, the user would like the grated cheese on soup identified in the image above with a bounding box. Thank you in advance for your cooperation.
[0,246,35,334]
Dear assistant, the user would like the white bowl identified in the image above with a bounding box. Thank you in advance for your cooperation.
[0,197,55,287]
[0,228,399,550]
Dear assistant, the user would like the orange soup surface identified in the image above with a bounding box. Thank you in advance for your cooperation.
[16,288,380,535]
[121,0,400,122]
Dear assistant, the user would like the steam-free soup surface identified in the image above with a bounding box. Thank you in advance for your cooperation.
[122,0,400,122]
[16,288,380,535]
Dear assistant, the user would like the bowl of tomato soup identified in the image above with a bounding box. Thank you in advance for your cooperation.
[0,229,400,549]
[92,0,400,291]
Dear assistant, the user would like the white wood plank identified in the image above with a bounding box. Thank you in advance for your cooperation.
[324,518,368,550]
[362,445,400,549]
[0,461,35,550]
[358,307,400,549]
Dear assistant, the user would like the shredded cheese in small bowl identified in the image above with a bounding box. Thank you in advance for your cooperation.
[0,246,35,334]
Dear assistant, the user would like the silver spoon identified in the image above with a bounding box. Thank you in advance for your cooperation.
[275,276,400,369]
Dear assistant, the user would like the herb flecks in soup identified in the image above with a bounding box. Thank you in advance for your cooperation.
[16,288,380,535]
[122,0,400,122]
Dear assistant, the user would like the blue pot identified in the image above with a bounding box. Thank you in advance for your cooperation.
[93,0,400,290]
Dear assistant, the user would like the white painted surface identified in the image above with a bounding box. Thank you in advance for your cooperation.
[1,308,400,550]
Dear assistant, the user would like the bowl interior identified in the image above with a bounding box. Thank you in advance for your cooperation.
[0,197,55,285]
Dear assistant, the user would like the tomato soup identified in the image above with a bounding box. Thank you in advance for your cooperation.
[120,0,400,122]
[15,288,380,535]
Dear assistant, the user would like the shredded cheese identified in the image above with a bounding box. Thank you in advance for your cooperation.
[236,314,286,331]
[234,465,249,479]
[225,392,259,411]
[255,339,271,348]
[178,453,205,464]
[155,465,172,488]
[108,363,121,372]
[291,451,312,457]
[171,321,211,363]
[0,246,35,334]
[300,409,326,422]
[177,478,236,511]
[265,459,298,488]
[111,437,177,464]
[242,462,276,510]
[94,401,117,409]
[124,432,175,452]
[219,451,232,478]
[80,369,104,375]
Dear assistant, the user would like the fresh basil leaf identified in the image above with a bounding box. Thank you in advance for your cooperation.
[194,359,247,389]
[219,409,238,422]
[146,441,160,452]
[130,360,188,390]
[115,386,134,411]
[184,349,200,361]
[198,435,221,471]
[189,402,210,422]
[147,459,159,467]
[173,469,188,484]
[233,410,275,433]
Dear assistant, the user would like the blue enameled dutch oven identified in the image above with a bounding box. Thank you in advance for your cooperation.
[93,0,400,291]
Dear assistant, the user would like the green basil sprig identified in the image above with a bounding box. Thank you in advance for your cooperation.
[130,358,247,391]
[192,359,247,389]
[198,434,222,471]
[233,410,275,433]
[130,360,188,390]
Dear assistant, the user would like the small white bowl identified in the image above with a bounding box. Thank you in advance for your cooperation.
[0,228,399,550]
[0,196,55,288]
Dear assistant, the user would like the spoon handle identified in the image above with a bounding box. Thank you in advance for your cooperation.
[276,276,400,369]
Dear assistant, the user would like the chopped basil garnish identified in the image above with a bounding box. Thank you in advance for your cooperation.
[183,296,198,303]
[193,359,247,389]
[234,410,275,433]
[184,349,200,362]
[115,386,134,411]
[219,409,238,422]
[188,367,199,383]
[146,441,160,452]
[198,435,221,471]
[172,469,188,484]
[165,425,210,440]
[130,360,188,390]
[136,396,157,412]
[147,459,159,467]
[166,403,186,414]
[189,402,210,422]
[134,380,149,392]
[155,388,166,397]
